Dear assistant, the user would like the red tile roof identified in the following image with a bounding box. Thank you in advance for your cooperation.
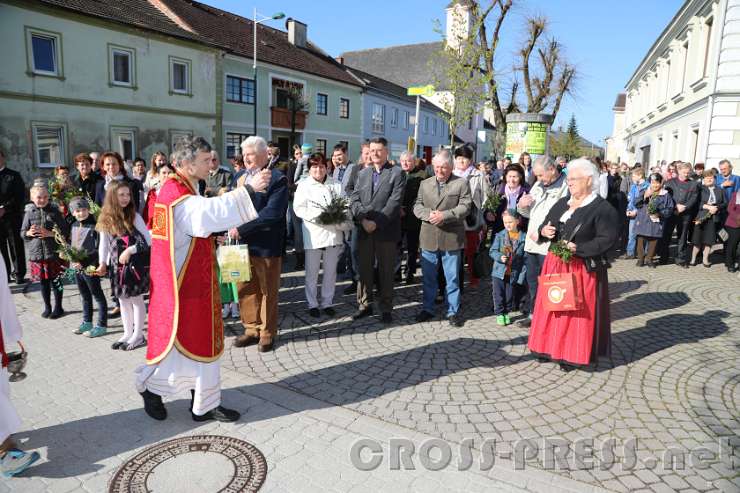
[34,0,361,87]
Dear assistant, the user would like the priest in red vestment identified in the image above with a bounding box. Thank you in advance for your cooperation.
[135,136,269,422]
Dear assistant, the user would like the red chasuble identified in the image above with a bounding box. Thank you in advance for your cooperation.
[146,174,224,364]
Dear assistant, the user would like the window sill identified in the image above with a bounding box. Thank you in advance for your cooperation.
[690,78,708,92]
[27,70,65,81]
[109,82,137,90]
[226,99,254,105]
[671,92,685,104]
[169,90,193,98]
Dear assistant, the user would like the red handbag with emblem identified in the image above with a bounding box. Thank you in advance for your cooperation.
[538,272,583,311]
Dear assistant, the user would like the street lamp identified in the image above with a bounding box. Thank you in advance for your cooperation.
[253,10,285,137]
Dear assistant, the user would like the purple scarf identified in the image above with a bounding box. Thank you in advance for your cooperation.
[504,185,521,209]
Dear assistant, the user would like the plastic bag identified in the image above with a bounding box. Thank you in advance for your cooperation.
[217,239,251,283]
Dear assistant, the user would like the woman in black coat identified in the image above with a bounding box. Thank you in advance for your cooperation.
[93,151,142,211]
[528,159,619,372]
[690,170,727,267]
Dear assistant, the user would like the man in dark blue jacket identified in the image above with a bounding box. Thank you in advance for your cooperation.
[229,136,288,352]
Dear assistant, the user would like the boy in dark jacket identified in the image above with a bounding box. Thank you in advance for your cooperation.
[68,197,107,337]
[489,210,526,326]
[21,182,68,318]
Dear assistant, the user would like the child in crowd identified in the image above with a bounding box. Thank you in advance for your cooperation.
[489,210,526,326]
[142,162,175,229]
[21,182,68,318]
[633,173,675,268]
[68,197,108,337]
[691,170,726,267]
[624,167,648,259]
[96,181,151,351]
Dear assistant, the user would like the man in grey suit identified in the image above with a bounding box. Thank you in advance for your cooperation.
[349,137,406,323]
[413,149,471,327]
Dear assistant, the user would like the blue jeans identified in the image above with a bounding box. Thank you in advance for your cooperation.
[421,249,461,316]
[525,252,546,316]
[626,218,637,256]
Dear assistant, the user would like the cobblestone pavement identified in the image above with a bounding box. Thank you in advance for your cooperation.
[3,257,739,492]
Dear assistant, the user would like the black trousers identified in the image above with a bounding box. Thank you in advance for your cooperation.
[726,226,740,268]
[0,216,26,280]
[403,229,420,277]
[660,214,692,264]
[77,273,108,326]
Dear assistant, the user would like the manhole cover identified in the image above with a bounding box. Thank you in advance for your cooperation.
[109,435,267,492]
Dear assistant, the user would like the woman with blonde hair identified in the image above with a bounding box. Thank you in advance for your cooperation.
[96,181,151,351]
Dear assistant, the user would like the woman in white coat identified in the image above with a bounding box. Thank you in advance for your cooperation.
[294,153,353,318]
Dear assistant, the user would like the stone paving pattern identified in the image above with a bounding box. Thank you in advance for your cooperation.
[2,257,739,492]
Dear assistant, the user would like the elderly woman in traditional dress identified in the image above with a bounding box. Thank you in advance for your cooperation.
[528,159,619,372]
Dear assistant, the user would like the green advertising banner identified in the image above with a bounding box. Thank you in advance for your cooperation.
[505,121,548,160]
[525,123,547,155]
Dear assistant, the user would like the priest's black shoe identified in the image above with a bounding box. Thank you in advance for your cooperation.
[190,390,240,422]
[140,390,167,420]
[192,406,241,423]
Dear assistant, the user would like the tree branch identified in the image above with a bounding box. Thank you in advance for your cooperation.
[520,16,546,112]
[550,64,575,120]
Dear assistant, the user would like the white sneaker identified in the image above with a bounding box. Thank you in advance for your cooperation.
[1,448,41,477]
[222,305,230,319]
[230,302,239,319]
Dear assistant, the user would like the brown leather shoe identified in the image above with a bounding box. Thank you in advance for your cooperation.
[257,340,274,352]
[233,335,259,348]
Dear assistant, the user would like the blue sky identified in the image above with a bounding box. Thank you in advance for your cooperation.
[209,0,684,146]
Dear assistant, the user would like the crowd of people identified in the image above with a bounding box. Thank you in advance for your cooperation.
[0,136,738,476]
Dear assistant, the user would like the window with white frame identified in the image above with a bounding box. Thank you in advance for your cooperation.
[109,45,134,87]
[316,139,327,156]
[171,130,193,151]
[170,57,191,94]
[391,108,398,128]
[317,93,328,115]
[403,111,410,130]
[372,103,385,133]
[27,28,62,76]
[702,17,713,78]
[32,123,65,168]
[339,98,350,118]
[111,127,137,161]
[424,116,429,134]
[432,119,437,136]
[226,132,250,158]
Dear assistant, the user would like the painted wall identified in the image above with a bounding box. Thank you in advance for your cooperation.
[0,2,217,180]
[221,55,362,160]
[363,91,449,162]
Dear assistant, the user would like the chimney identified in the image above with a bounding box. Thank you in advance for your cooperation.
[335,56,345,65]
[286,18,307,48]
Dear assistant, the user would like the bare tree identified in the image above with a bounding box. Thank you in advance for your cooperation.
[436,0,577,157]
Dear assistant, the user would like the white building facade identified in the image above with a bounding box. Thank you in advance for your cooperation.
[609,0,740,171]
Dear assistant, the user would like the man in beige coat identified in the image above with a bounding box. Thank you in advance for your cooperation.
[413,150,471,327]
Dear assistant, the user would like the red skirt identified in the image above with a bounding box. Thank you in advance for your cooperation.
[528,252,610,366]
[30,259,66,282]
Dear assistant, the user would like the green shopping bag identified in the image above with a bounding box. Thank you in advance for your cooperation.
[217,239,251,283]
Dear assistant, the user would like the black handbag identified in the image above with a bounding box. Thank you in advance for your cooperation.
[472,232,493,279]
